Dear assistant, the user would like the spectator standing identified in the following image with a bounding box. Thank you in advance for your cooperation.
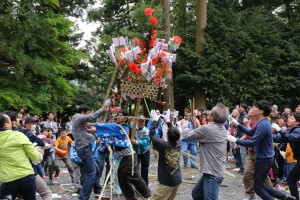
[132,115,151,185]
[0,113,42,200]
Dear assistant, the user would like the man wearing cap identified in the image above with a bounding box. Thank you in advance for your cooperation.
[132,115,151,185]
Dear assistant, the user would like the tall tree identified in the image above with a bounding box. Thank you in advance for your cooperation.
[0,0,85,113]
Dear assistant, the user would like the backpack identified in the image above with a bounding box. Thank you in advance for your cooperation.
[69,142,82,164]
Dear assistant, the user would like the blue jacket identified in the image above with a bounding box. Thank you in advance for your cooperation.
[15,127,45,147]
[273,126,300,161]
[236,118,274,161]
[133,126,150,154]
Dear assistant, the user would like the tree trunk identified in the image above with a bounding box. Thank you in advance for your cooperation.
[195,0,207,109]
[160,0,174,110]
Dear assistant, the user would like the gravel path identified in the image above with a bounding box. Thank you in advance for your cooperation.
[40,149,291,200]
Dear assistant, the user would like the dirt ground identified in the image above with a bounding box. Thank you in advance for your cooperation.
[39,148,291,200]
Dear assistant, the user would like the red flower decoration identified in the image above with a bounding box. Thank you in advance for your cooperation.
[129,61,138,72]
[140,41,146,47]
[152,57,158,65]
[149,16,158,27]
[152,29,157,39]
[173,36,182,44]
[128,61,142,75]
[144,8,154,16]
[134,67,142,75]
[136,54,141,61]
[149,39,156,48]
[159,52,167,57]
[133,38,140,45]
[119,47,127,52]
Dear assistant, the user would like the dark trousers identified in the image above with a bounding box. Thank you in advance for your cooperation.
[137,150,150,185]
[287,161,300,200]
[42,155,59,181]
[254,160,286,200]
[118,153,151,200]
[0,174,36,200]
[95,150,110,183]
[235,147,244,171]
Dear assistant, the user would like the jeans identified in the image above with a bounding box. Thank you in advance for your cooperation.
[240,146,247,167]
[77,145,97,200]
[1,174,36,200]
[244,152,272,196]
[286,162,296,178]
[117,153,151,200]
[254,160,287,200]
[95,150,110,183]
[192,173,223,200]
[137,150,150,185]
[235,147,244,172]
[182,140,197,167]
[287,161,300,200]
[35,163,45,177]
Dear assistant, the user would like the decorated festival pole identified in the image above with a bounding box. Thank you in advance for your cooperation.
[130,98,141,141]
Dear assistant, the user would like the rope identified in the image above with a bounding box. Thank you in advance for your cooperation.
[118,124,135,176]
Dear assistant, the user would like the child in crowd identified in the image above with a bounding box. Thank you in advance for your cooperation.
[54,128,74,181]
[39,128,58,184]
[281,144,297,178]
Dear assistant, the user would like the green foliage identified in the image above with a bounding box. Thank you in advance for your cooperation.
[0,0,86,113]
[173,0,300,110]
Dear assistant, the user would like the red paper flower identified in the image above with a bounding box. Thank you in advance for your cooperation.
[144,8,154,16]
[140,41,146,48]
[129,61,138,71]
[152,29,157,39]
[173,36,182,44]
[149,38,156,48]
[159,52,167,57]
[152,57,158,65]
[136,54,141,61]
[119,47,127,53]
[128,61,142,75]
[134,67,142,75]
[133,38,140,45]
[149,16,158,27]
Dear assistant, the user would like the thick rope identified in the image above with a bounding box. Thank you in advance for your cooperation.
[118,124,135,176]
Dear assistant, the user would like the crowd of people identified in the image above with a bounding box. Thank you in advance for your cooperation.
[0,100,300,200]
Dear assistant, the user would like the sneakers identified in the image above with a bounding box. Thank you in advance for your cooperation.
[232,167,240,172]
[274,183,287,191]
[191,165,199,169]
[242,195,256,200]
